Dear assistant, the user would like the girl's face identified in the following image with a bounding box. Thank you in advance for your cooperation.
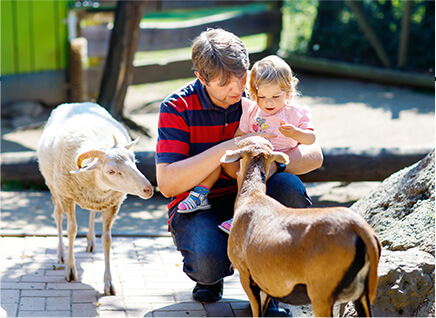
[256,83,288,115]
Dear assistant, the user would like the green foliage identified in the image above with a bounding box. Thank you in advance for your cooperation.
[281,0,319,54]
[305,0,434,73]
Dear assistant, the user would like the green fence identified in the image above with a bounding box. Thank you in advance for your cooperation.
[1,0,69,75]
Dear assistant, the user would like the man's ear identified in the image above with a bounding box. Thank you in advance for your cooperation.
[195,71,207,86]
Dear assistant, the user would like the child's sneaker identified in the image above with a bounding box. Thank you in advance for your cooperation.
[218,218,233,234]
[178,186,211,213]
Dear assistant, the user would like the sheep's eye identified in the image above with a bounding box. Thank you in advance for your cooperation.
[108,170,115,175]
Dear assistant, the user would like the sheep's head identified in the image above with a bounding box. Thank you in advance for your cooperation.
[70,136,153,199]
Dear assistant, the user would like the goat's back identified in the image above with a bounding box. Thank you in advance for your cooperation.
[230,199,378,298]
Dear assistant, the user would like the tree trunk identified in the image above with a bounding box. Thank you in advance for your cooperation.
[97,0,146,120]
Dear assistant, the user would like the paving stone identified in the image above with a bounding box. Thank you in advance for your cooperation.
[19,297,45,311]
[21,290,70,297]
[152,309,207,317]
[204,301,235,317]
[0,289,20,303]
[2,282,45,290]
[46,296,70,310]
[18,310,70,317]
[72,289,98,303]
[72,303,99,317]
[0,303,18,317]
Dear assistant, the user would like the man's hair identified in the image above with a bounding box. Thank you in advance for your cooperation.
[192,28,249,85]
[248,55,299,100]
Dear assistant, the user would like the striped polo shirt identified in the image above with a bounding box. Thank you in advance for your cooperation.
[156,78,243,209]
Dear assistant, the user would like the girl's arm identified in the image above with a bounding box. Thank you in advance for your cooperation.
[279,124,316,145]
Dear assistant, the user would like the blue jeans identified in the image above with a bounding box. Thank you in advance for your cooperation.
[168,172,312,285]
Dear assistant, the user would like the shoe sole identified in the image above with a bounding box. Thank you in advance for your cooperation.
[177,205,211,213]
[218,224,230,234]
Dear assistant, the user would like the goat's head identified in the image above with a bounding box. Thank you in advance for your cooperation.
[221,136,289,186]
[70,136,153,199]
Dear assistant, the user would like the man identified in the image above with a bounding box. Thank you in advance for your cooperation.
[155,28,323,315]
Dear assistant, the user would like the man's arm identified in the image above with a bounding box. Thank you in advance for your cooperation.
[156,139,237,198]
[283,141,323,175]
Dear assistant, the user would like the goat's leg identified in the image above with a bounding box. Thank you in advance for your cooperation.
[238,269,262,317]
[259,291,271,316]
[62,199,78,282]
[353,290,372,317]
[310,298,334,317]
[52,196,66,264]
[101,205,119,295]
[86,210,96,253]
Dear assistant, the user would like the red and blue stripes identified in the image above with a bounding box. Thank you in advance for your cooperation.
[156,79,242,208]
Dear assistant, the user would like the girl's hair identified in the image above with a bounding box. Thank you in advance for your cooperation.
[191,28,249,85]
[248,55,299,100]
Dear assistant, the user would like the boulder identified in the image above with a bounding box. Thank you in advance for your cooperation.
[347,149,435,317]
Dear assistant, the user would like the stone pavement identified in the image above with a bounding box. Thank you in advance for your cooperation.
[0,235,315,318]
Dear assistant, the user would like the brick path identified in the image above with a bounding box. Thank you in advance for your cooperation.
[1,236,260,317]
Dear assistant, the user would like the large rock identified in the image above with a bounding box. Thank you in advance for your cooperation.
[348,149,435,317]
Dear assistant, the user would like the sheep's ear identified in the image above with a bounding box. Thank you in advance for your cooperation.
[125,137,140,150]
[271,151,290,165]
[70,158,100,174]
[220,149,243,163]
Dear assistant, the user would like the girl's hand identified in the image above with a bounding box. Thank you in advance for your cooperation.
[279,123,298,138]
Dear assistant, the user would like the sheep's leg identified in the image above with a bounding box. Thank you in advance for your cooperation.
[239,269,262,317]
[101,205,119,295]
[86,210,96,253]
[52,196,66,264]
[62,199,78,282]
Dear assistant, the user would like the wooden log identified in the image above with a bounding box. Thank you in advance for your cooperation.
[284,54,433,90]
[1,147,432,187]
[299,147,433,182]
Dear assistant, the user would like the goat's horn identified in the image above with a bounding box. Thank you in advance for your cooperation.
[113,135,118,146]
[76,150,105,169]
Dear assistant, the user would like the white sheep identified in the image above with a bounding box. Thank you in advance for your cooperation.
[221,136,381,317]
[37,102,153,295]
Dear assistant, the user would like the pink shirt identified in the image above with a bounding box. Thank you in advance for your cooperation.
[239,98,314,152]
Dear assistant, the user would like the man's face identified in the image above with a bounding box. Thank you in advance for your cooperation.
[197,72,248,109]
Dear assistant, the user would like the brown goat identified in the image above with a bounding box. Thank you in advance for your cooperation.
[221,136,381,317]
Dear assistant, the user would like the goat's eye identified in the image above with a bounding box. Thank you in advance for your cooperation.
[108,170,115,175]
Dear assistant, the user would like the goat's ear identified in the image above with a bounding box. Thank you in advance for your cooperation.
[70,158,100,174]
[125,137,140,150]
[271,151,290,165]
[220,149,243,163]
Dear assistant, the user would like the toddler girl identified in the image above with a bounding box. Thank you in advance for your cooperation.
[218,55,316,233]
